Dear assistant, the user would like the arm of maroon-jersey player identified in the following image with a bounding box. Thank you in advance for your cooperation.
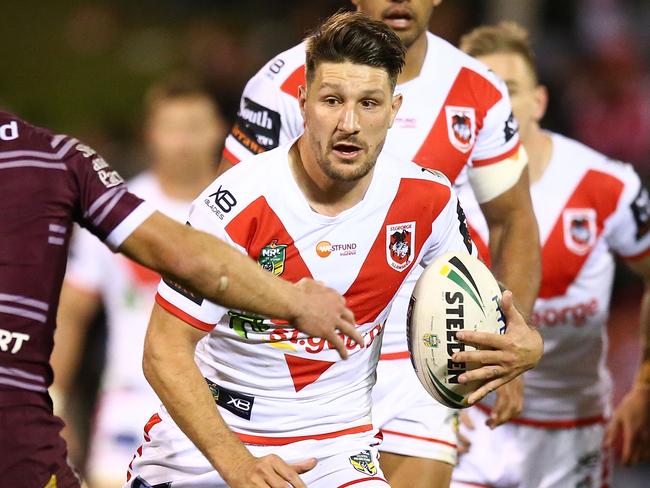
[118,212,361,358]
[606,255,650,465]
[477,168,540,426]
[143,304,316,488]
[451,289,543,406]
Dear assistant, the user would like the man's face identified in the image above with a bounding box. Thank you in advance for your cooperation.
[477,52,545,143]
[147,96,225,170]
[352,0,441,48]
[300,61,402,182]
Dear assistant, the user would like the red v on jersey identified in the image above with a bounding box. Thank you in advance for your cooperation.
[284,353,335,392]
[539,170,623,298]
[280,65,305,100]
[344,178,451,324]
[413,67,503,183]
[225,196,313,283]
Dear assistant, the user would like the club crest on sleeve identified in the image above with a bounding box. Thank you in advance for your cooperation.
[258,240,287,276]
[563,208,597,255]
[445,106,476,153]
[386,222,415,271]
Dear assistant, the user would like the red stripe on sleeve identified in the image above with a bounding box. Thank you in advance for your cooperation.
[472,141,520,167]
[155,293,216,332]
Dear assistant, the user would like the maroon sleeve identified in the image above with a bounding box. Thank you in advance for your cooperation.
[61,141,146,243]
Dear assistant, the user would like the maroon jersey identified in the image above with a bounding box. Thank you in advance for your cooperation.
[0,112,152,407]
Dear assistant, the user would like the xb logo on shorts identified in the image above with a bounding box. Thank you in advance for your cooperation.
[258,240,288,276]
[204,185,237,220]
[386,222,415,272]
[349,450,378,476]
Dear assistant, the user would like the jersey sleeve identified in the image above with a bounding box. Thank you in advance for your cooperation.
[223,54,304,164]
[604,163,650,260]
[64,140,154,249]
[155,191,245,332]
[467,70,525,203]
[420,182,478,267]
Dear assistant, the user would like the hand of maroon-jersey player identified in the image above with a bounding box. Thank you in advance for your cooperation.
[450,290,543,405]
[290,278,361,360]
[606,386,650,465]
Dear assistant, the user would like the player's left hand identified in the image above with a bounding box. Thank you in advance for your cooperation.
[487,375,524,428]
[606,385,650,465]
[451,290,543,405]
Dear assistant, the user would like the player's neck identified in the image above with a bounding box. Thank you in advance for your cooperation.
[290,139,373,217]
[397,32,428,84]
[524,128,552,184]
[154,162,218,201]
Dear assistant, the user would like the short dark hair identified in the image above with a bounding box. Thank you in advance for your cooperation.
[305,11,406,89]
[143,73,219,120]
[460,22,538,83]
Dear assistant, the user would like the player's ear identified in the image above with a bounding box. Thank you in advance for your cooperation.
[350,0,360,11]
[298,85,307,118]
[533,85,548,122]
[389,93,403,128]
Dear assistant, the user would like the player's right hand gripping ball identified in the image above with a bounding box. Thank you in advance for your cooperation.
[406,251,505,408]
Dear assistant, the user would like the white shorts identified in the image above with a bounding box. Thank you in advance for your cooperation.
[452,406,610,488]
[125,409,389,488]
[87,389,162,483]
[372,358,458,465]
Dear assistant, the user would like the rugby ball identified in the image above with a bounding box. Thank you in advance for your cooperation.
[406,252,506,409]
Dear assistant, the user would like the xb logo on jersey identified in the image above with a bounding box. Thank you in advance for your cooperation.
[258,240,287,276]
[445,106,476,153]
[563,208,597,255]
[386,222,415,272]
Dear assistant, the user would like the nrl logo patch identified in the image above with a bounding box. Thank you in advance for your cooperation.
[349,450,377,476]
[386,222,415,272]
[563,208,597,255]
[258,240,288,276]
[446,106,476,153]
[423,333,440,349]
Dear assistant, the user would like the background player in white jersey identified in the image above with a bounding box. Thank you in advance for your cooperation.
[51,75,226,488]
[219,2,541,486]
[451,22,650,488]
[127,12,542,488]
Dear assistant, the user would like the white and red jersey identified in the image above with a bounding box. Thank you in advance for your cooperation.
[65,172,191,393]
[223,32,523,357]
[156,140,475,447]
[461,132,650,423]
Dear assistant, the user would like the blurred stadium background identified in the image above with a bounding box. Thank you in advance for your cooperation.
[1,0,649,485]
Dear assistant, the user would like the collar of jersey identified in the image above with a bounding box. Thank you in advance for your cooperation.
[279,137,385,225]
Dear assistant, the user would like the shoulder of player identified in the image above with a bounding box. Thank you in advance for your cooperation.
[194,148,283,221]
[0,111,73,155]
[247,42,306,90]
[382,154,453,200]
[551,132,638,185]
[426,33,508,100]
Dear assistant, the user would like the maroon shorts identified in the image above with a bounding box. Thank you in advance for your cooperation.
[0,403,80,487]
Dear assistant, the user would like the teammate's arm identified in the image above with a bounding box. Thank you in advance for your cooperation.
[143,304,316,488]
[606,255,650,465]
[118,211,361,358]
[479,167,540,316]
